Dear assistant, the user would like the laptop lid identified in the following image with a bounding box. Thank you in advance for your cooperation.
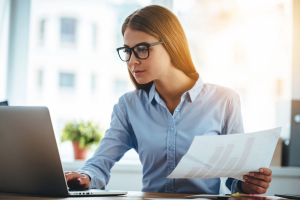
[0,106,69,197]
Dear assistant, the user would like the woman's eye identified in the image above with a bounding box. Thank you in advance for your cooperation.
[123,49,130,53]
[138,47,147,52]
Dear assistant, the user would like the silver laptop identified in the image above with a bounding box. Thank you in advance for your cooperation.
[0,106,127,197]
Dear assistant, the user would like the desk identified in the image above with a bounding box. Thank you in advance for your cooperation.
[0,191,194,199]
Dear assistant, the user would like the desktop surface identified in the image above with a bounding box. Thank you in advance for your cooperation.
[0,191,193,199]
[0,191,292,200]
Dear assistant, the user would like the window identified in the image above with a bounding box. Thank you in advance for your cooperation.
[233,39,247,67]
[37,69,43,87]
[39,19,45,44]
[114,79,128,98]
[91,73,96,92]
[91,23,97,50]
[60,18,76,44]
[59,72,75,88]
[176,0,292,132]
[276,79,284,98]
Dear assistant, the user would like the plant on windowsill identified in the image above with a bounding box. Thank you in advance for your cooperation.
[61,120,103,160]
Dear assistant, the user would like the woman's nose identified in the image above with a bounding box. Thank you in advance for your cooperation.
[128,51,140,65]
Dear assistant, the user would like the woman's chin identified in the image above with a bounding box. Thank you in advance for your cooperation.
[136,79,152,85]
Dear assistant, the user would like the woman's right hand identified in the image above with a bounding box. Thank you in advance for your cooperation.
[64,171,90,189]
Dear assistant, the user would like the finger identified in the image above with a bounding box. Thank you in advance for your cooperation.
[77,178,83,184]
[64,171,72,176]
[76,176,90,189]
[65,171,77,182]
[244,176,269,189]
[247,172,272,182]
[259,168,272,176]
[65,172,85,182]
[67,179,82,189]
[245,181,266,194]
[77,175,89,185]
[64,171,76,176]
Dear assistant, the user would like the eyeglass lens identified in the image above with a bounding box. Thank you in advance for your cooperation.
[119,45,149,61]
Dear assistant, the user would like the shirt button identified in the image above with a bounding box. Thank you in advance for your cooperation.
[170,128,174,131]
[168,146,173,151]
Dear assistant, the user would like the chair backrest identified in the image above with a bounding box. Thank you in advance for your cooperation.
[0,101,8,106]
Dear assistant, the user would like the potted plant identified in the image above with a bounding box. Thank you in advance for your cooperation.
[61,120,103,160]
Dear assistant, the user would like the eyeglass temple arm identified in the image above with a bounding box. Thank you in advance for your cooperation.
[149,41,163,46]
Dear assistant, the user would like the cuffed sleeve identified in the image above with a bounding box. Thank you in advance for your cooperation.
[226,178,245,194]
[77,170,106,189]
[76,95,135,189]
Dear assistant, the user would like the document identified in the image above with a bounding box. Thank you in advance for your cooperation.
[167,127,281,181]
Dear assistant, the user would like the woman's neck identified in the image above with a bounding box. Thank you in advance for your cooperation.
[153,67,196,105]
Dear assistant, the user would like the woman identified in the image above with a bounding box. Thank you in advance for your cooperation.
[65,5,272,194]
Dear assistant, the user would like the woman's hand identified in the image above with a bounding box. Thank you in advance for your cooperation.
[241,168,272,194]
[64,171,91,189]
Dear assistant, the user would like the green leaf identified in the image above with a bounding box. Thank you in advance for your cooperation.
[60,119,104,149]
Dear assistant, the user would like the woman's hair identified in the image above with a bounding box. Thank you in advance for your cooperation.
[122,5,197,92]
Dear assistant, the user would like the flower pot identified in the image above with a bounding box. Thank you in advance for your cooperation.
[72,142,88,160]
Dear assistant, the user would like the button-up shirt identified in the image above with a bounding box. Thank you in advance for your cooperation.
[77,72,244,194]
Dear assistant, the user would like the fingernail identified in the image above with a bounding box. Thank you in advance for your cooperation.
[260,169,264,173]
[249,173,254,176]
[244,176,248,180]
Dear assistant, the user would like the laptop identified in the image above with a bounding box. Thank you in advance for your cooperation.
[0,106,127,197]
[274,194,300,199]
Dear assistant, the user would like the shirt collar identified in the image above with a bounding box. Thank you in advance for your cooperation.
[147,72,204,104]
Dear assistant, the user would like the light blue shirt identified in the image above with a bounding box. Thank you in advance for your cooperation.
[77,72,245,194]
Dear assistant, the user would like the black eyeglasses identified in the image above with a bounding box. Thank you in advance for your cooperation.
[116,41,163,62]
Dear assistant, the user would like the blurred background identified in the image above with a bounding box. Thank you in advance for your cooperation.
[0,0,299,195]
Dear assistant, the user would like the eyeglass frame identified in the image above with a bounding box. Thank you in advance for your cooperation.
[116,41,164,62]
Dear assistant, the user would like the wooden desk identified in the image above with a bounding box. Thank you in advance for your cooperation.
[0,191,194,199]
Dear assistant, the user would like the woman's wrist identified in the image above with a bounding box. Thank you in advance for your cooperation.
[237,180,248,194]
[85,174,91,181]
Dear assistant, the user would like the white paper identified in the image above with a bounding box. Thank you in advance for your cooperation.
[167,127,281,181]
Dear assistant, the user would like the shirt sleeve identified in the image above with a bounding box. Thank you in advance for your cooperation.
[222,92,245,194]
[77,95,135,189]
[226,178,245,194]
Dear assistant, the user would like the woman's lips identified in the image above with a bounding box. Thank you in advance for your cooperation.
[134,70,145,76]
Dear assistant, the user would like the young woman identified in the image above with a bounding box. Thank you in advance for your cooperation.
[65,5,272,194]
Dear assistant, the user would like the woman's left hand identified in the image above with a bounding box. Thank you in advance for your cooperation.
[241,168,272,194]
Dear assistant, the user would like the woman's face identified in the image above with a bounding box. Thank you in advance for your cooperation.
[123,27,172,84]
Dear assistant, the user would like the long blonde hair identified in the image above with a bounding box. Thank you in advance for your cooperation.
[122,5,197,92]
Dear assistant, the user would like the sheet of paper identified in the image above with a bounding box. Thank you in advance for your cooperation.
[167,127,281,181]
